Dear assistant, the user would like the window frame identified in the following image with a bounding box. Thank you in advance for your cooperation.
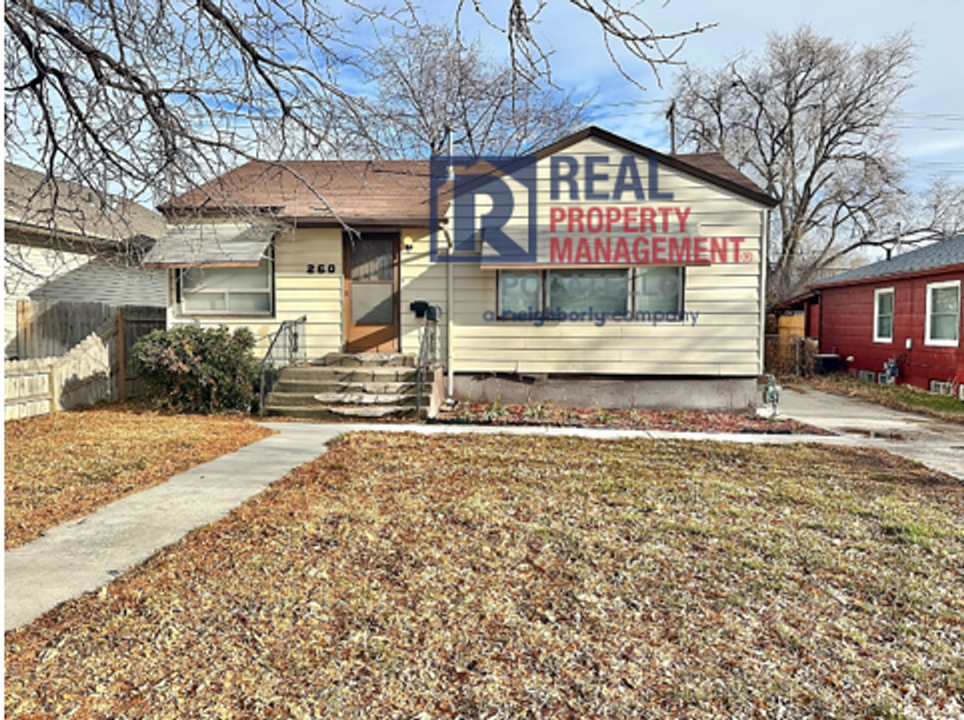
[872,287,895,343]
[496,266,684,320]
[176,245,275,318]
[924,279,961,347]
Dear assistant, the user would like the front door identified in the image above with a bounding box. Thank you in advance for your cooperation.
[343,231,400,353]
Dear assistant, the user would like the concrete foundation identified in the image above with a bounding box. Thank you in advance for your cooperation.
[452,373,759,412]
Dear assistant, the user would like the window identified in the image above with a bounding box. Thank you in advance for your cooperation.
[873,288,894,343]
[498,267,683,319]
[179,257,273,315]
[499,270,542,317]
[925,280,960,346]
[547,269,629,316]
[636,267,683,314]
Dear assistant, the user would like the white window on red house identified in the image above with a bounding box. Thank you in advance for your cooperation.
[873,288,894,343]
[925,280,961,346]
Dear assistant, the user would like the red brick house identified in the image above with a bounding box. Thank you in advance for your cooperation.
[804,236,964,392]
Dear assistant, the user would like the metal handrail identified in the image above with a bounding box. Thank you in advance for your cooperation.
[259,315,307,417]
[415,309,440,416]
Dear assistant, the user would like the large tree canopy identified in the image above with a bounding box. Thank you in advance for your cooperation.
[669,26,944,300]
[5,0,712,206]
[368,23,589,157]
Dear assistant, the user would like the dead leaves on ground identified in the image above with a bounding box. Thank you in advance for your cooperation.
[5,434,964,718]
[437,402,829,435]
[4,405,273,549]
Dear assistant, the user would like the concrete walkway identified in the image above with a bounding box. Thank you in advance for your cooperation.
[6,397,961,630]
[776,384,964,481]
[5,424,343,630]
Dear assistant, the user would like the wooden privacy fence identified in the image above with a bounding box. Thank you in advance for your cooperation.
[5,304,166,421]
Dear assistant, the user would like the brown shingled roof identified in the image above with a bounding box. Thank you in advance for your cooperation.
[671,152,770,199]
[160,129,776,222]
[161,160,433,224]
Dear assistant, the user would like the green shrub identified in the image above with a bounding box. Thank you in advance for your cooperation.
[132,325,259,413]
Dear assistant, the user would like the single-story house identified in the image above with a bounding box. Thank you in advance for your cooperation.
[146,126,777,411]
[804,236,964,392]
[4,162,167,357]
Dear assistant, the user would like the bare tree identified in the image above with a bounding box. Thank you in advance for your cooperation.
[6,0,712,208]
[669,26,944,300]
[369,23,591,157]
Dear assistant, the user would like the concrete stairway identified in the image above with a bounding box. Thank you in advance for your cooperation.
[263,353,433,420]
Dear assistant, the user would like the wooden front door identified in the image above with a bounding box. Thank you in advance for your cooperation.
[343,231,400,353]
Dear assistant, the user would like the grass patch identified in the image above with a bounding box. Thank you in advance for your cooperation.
[5,434,963,718]
[808,374,964,424]
[4,404,273,549]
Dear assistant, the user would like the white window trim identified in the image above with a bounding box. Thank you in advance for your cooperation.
[924,279,961,347]
[873,287,894,343]
[177,257,275,318]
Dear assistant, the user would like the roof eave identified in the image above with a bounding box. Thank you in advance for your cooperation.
[810,262,964,291]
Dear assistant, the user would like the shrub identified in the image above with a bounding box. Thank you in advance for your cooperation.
[132,325,259,413]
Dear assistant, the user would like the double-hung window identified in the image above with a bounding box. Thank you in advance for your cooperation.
[925,280,960,346]
[179,256,273,315]
[873,288,894,343]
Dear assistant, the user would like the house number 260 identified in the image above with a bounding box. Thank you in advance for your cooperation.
[306,264,337,274]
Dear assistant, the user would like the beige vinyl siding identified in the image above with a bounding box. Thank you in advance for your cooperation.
[168,226,343,357]
[446,136,766,376]
[399,227,448,359]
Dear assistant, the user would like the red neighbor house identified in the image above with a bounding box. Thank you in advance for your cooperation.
[804,236,964,392]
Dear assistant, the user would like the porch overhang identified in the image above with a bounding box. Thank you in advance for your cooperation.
[142,222,277,268]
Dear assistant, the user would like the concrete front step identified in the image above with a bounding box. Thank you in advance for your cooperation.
[272,380,418,395]
[317,352,416,368]
[267,391,431,408]
[263,405,422,420]
[279,366,419,383]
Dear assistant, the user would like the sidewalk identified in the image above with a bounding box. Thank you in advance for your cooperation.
[6,404,960,630]
[776,384,964,481]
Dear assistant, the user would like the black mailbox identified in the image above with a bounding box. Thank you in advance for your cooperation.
[426,305,440,322]
[410,300,430,318]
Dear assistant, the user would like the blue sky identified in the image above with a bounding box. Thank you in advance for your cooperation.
[440,0,964,190]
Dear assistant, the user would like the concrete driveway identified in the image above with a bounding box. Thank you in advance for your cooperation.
[777,384,964,480]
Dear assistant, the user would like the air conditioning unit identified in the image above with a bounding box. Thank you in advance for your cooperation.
[930,380,954,396]
[857,369,875,383]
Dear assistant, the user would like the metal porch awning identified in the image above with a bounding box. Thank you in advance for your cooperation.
[142,222,277,268]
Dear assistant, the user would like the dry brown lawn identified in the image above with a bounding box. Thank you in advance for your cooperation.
[5,433,963,718]
[4,405,273,549]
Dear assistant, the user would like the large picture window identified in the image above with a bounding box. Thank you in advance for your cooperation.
[179,257,273,315]
[925,280,960,346]
[498,267,682,319]
[873,287,894,343]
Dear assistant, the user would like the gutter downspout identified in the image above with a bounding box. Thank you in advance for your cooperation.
[759,208,770,377]
[446,229,455,399]
[445,125,456,399]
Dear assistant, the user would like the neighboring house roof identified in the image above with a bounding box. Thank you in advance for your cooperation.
[26,259,167,307]
[811,235,964,288]
[4,162,165,251]
[159,127,777,223]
